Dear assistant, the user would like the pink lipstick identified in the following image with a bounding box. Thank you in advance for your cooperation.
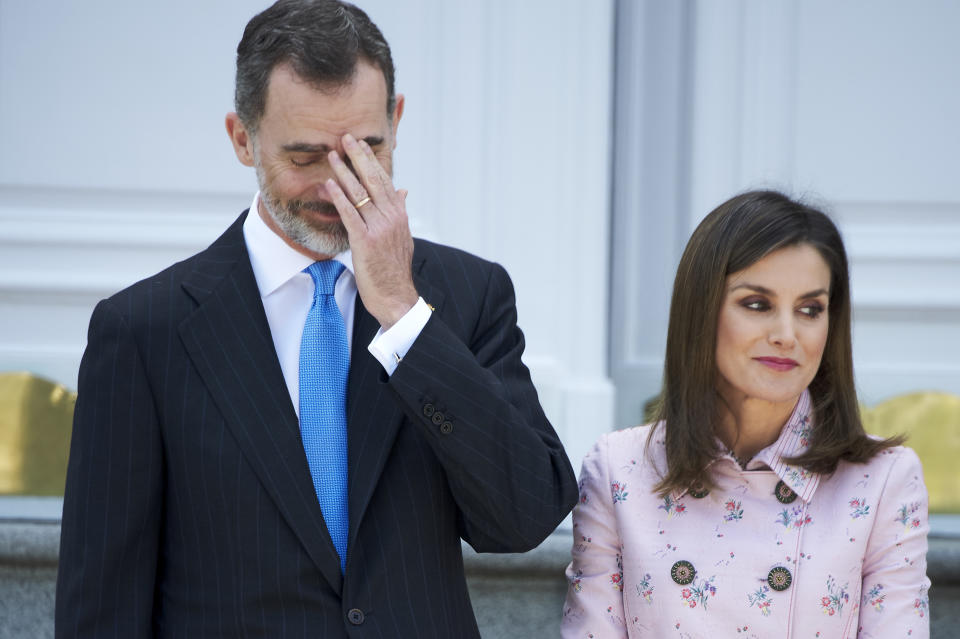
[754,357,799,372]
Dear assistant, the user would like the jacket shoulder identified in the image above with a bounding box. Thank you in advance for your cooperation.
[412,237,500,275]
[586,423,664,472]
[100,211,248,321]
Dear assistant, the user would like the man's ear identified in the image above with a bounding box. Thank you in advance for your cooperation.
[225,112,255,167]
[390,93,405,149]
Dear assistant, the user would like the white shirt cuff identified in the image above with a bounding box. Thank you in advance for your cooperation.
[367,297,432,376]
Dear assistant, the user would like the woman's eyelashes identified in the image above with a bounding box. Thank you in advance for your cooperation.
[740,296,770,312]
[738,296,826,319]
[798,302,826,319]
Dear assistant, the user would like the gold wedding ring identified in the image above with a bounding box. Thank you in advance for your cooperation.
[354,196,372,208]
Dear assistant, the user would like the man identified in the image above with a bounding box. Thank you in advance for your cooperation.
[54,1,578,637]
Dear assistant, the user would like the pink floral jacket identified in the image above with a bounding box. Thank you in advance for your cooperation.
[562,391,930,638]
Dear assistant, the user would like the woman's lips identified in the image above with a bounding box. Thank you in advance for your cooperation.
[754,357,799,371]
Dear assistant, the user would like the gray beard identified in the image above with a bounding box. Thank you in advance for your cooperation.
[254,164,350,257]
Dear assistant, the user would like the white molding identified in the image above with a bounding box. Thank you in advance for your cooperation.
[738,2,799,188]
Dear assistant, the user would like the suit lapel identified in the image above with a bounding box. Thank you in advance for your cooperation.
[346,255,445,552]
[178,213,343,593]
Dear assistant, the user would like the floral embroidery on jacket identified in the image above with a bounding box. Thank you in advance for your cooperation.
[748,585,772,616]
[636,573,654,603]
[605,605,625,627]
[914,585,929,618]
[611,481,629,504]
[575,534,592,553]
[658,495,686,517]
[611,553,624,591]
[864,583,885,612]
[820,576,849,616]
[723,499,744,522]
[570,568,583,592]
[680,575,717,610]
[775,506,812,530]
[848,497,871,519]
[895,502,922,530]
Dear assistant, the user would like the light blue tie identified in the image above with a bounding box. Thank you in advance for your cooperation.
[299,260,349,573]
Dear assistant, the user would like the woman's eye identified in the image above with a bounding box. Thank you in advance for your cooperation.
[742,299,769,312]
[799,304,825,319]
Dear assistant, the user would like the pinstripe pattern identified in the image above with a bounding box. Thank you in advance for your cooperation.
[56,211,578,638]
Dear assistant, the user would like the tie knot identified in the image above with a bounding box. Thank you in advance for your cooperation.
[304,260,345,297]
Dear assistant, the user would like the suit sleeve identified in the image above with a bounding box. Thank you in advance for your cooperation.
[561,436,628,638]
[387,261,578,552]
[858,447,930,638]
[56,298,163,638]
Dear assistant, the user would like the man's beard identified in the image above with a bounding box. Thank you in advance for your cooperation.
[255,165,350,257]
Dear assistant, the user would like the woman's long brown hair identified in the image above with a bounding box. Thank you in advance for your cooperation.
[650,190,903,497]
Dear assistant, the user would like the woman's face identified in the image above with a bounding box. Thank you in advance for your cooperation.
[715,243,831,409]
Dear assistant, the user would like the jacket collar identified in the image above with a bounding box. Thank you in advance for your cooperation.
[672,389,821,503]
[752,389,820,502]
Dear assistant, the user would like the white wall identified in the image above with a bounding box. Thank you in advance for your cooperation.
[612,0,960,427]
[0,1,616,464]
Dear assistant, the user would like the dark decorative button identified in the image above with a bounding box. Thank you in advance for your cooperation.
[431,411,445,425]
[423,403,435,417]
[670,560,696,585]
[688,485,709,499]
[774,480,798,504]
[440,421,454,434]
[767,566,792,591]
[347,608,365,625]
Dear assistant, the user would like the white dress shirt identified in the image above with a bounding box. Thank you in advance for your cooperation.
[242,192,432,416]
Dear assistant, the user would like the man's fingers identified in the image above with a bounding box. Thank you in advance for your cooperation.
[359,139,401,208]
[342,134,394,207]
[325,178,366,235]
[327,150,371,210]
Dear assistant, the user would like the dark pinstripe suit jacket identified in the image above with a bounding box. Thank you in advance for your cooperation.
[55,211,578,638]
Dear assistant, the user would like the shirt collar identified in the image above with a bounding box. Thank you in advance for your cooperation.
[746,389,820,502]
[243,191,354,297]
[672,389,821,503]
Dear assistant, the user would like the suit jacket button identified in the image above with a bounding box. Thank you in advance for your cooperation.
[347,608,365,625]
[431,411,445,425]
[423,403,436,417]
[440,421,454,434]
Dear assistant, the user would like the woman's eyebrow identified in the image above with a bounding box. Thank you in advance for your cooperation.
[730,283,828,298]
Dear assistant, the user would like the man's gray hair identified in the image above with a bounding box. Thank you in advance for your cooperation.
[235,0,396,133]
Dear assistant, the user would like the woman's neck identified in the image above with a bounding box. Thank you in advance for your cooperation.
[715,392,798,466]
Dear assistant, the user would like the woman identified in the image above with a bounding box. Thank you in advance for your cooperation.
[562,191,930,638]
